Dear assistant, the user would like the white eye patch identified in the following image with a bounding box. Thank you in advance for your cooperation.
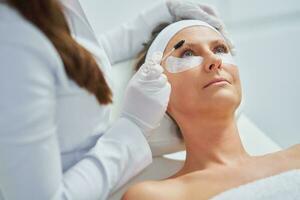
[165,56,203,73]
[165,53,236,73]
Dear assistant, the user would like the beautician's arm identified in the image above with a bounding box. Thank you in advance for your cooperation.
[63,0,222,65]
[60,0,172,65]
[99,0,173,65]
[0,41,151,200]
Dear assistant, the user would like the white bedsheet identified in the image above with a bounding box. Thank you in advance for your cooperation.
[213,170,300,200]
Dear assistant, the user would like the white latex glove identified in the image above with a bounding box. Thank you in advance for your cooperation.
[121,52,171,137]
[166,0,235,55]
[167,0,222,29]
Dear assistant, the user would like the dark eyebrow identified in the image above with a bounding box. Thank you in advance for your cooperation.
[182,42,198,48]
[182,39,227,49]
[210,39,227,46]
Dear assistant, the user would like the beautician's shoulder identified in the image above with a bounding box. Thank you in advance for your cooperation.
[0,5,62,70]
[122,180,185,200]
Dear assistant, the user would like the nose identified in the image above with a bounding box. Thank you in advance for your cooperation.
[203,54,222,73]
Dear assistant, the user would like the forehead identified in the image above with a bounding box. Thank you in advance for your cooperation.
[164,26,224,53]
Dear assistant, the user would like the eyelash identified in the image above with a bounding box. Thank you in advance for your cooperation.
[213,44,229,54]
[180,44,229,57]
[181,49,194,57]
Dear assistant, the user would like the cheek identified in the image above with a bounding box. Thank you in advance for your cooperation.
[231,67,242,96]
[223,66,242,106]
[167,72,199,111]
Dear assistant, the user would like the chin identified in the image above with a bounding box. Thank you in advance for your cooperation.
[205,89,240,110]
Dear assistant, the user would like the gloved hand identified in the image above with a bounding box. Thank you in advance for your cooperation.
[121,52,171,137]
[167,0,223,29]
[166,0,235,55]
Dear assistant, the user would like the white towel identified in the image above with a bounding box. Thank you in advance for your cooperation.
[212,170,300,200]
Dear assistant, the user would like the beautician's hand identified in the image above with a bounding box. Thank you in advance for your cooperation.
[121,52,171,137]
[166,0,223,30]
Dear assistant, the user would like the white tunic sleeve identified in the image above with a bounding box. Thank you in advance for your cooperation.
[99,0,173,64]
[0,31,151,200]
[61,0,173,64]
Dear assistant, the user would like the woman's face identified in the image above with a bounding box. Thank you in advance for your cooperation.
[161,26,242,119]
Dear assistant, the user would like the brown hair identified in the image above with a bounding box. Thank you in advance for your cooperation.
[135,22,171,71]
[135,22,184,139]
[8,0,112,105]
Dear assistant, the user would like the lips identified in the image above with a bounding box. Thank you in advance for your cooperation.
[203,78,230,89]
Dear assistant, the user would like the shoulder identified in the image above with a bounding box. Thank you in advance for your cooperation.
[122,180,184,200]
[122,181,163,200]
[276,144,300,169]
[0,5,62,94]
[286,144,300,163]
[0,4,62,71]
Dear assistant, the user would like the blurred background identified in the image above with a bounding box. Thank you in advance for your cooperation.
[79,0,300,149]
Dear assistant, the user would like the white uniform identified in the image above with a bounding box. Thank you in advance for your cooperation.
[0,1,172,200]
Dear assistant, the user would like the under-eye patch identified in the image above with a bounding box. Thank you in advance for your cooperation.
[165,53,236,73]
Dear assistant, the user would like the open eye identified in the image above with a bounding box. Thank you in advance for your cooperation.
[213,44,228,54]
[182,50,194,58]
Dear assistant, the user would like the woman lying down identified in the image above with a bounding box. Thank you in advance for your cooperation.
[121,14,300,200]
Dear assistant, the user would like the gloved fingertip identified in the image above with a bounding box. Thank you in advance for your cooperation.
[151,51,163,64]
[153,64,164,74]
[139,64,150,77]
[158,74,168,85]
[199,4,220,17]
[142,64,164,80]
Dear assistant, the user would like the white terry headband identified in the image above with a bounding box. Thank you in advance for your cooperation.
[146,20,224,60]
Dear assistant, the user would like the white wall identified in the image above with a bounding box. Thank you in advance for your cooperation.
[225,0,300,148]
[80,0,300,148]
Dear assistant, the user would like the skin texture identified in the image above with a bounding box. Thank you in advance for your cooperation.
[122,26,300,200]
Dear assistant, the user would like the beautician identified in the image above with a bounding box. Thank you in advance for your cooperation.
[0,0,221,199]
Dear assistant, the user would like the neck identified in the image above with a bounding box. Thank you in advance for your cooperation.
[174,112,250,176]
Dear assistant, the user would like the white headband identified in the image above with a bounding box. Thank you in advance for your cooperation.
[146,20,223,60]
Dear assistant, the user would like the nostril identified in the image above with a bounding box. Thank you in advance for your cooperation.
[209,64,215,70]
